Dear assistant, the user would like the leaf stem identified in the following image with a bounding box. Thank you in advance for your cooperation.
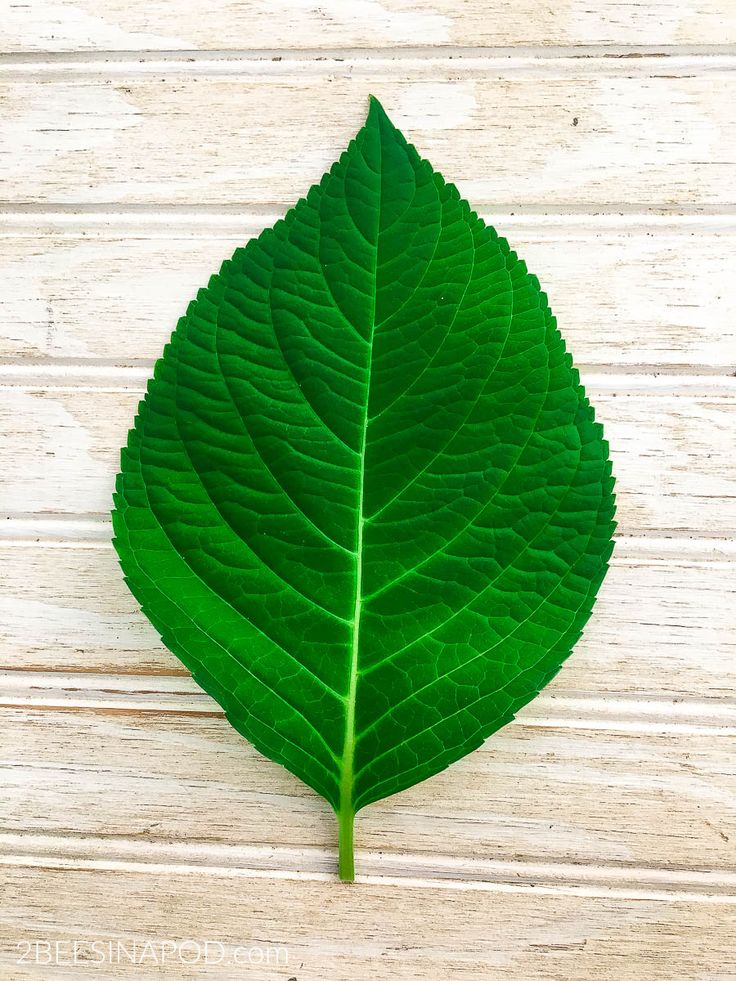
[338,804,355,882]
[337,112,382,883]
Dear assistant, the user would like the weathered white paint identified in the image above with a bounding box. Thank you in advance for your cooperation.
[2,219,734,367]
[1,9,735,977]
[3,862,735,979]
[0,71,734,207]
[1,385,734,535]
[2,707,735,874]
[3,0,735,52]
[1,545,734,704]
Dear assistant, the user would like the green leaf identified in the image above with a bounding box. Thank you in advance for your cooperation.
[112,96,616,881]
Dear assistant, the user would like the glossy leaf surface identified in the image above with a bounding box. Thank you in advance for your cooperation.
[112,97,616,879]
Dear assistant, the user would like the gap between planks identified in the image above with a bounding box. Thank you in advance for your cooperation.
[1,368,734,392]
[3,361,732,379]
[0,833,734,902]
[4,206,736,223]
[2,516,734,560]
[0,50,735,79]
[1,672,734,734]
[2,44,736,62]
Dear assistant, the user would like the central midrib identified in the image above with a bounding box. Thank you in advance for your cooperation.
[339,129,383,821]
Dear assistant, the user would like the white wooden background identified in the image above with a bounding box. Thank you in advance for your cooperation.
[1,2,735,978]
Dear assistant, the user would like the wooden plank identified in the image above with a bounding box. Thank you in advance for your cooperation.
[1,544,734,704]
[5,671,736,734]
[1,707,734,874]
[1,865,733,981]
[2,219,735,369]
[0,385,733,535]
[3,0,735,52]
[2,7,734,972]
[1,72,734,208]
[4,830,736,897]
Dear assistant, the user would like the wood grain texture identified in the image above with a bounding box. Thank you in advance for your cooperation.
[2,866,734,981]
[1,384,734,534]
[2,544,734,704]
[3,0,735,52]
[2,218,735,370]
[1,706,734,875]
[1,69,735,208]
[2,5,735,974]
[5,670,736,734]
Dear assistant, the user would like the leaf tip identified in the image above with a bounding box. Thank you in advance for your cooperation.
[366,94,391,127]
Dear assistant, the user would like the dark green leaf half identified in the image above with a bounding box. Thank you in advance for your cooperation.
[112,97,616,879]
